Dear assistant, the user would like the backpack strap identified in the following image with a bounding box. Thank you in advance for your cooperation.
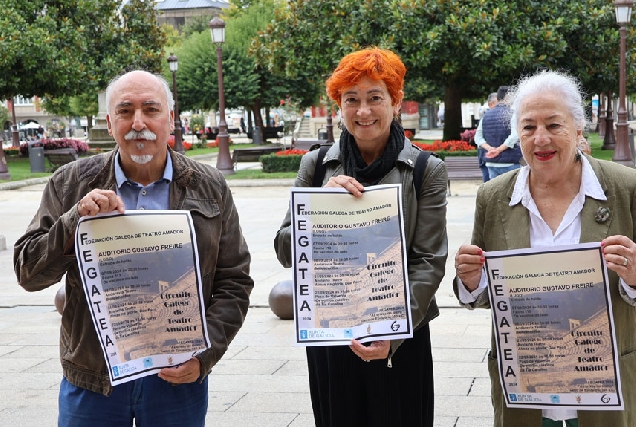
[413,150,432,200]
[312,145,331,187]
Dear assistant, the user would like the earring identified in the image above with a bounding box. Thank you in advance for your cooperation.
[338,119,345,131]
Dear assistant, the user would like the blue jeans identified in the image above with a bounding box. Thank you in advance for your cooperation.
[58,375,208,427]
[480,165,490,182]
[487,163,520,180]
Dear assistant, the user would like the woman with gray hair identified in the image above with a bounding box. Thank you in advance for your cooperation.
[454,69,636,426]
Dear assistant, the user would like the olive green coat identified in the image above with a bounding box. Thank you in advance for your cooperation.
[455,156,636,427]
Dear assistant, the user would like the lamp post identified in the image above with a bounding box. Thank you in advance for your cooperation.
[167,53,185,154]
[10,97,20,148]
[598,93,606,138]
[290,111,298,149]
[603,92,616,150]
[208,17,234,175]
[613,0,634,166]
[326,106,335,143]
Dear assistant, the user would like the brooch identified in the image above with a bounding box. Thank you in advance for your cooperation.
[594,207,610,223]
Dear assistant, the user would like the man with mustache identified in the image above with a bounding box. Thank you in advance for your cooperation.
[14,70,254,426]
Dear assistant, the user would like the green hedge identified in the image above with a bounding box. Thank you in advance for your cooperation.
[260,153,303,173]
[433,150,478,160]
[259,150,478,169]
[259,150,478,170]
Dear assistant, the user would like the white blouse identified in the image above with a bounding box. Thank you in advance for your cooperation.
[459,156,622,421]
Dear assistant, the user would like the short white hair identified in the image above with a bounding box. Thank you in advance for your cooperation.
[105,70,174,117]
[507,70,587,131]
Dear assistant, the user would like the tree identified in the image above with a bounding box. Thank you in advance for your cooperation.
[161,24,182,49]
[0,103,10,135]
[257,0,627,140]
[164,31,260,113]
[42,93,98,134]
[2,0,165,144]
[0,1,88,100]
[229,0,322,127]
[169,0,320,130]
[180,15,214,38]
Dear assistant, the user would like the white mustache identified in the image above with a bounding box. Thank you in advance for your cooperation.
[124,130,157,141]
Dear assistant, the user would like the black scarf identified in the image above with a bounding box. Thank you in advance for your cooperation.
[340,120,405,185]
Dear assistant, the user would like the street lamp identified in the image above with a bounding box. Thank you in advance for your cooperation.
[326,106,335,143]
[290,111,298,149]
[208,17,234,175]
[10,97,20,148]
[602,93,616,149]
[167,53,185,154]
[612,0,634,166]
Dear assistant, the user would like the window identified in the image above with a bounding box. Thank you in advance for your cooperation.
[14,96,34,106]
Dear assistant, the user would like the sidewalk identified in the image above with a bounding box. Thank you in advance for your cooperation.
[0,167,492,426]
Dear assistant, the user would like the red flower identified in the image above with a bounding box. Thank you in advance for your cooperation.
[280,99,285,106]
[276,149,308,156]
[167,136,192,150]
[413,140,474,152]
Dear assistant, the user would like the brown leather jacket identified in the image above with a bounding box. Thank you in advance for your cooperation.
[14,148,253,396]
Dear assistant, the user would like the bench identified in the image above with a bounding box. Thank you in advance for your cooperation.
[444,156,482,194]
[292,138,329,152]
[195,127,241,142]
[247,126,284,142]
[195,129,219,141]
[231,145,283,166]
[44,148,78,171]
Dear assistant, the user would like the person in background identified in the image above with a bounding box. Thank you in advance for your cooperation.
[454,70,636,427]
[14,70,253,427]
[475,92,498,182]
[474,85,523,180]
[437,105,445,127]
[274,47,448,427]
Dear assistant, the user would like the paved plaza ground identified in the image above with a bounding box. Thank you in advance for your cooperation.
[0,135,495,426]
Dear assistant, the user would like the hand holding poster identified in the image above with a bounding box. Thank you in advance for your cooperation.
[75,211,209,386]
[485,243,623,410]
[290,184,412,346]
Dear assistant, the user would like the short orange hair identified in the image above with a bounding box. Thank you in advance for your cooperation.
[326,47,406,108]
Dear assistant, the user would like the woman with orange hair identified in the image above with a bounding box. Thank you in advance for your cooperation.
[274,47,448,426]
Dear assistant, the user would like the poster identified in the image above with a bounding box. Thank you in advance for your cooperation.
[75,210,210,386]
[485,243,623,410]
[290,184,412,346]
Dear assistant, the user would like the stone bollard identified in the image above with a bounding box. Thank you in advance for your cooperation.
[55,286,66,315]
[268,280,294,320]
